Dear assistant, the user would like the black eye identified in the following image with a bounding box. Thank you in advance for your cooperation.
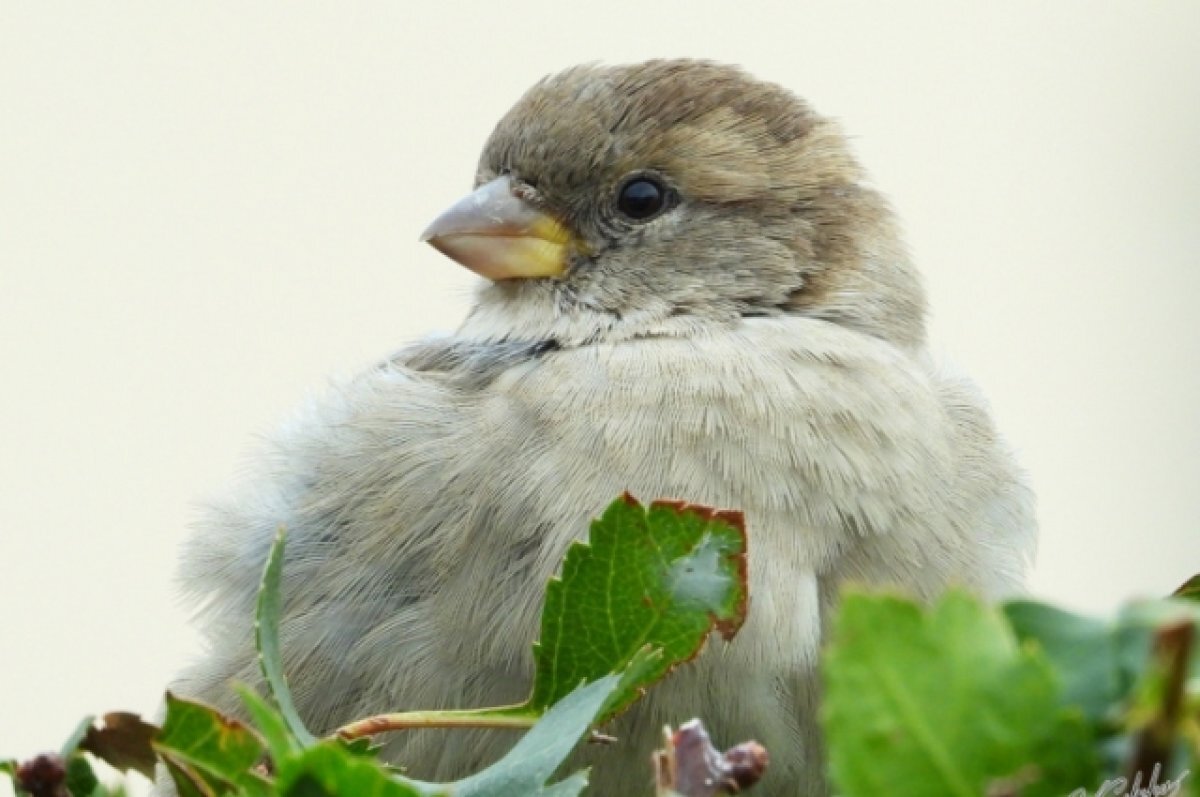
[616,177,668,221]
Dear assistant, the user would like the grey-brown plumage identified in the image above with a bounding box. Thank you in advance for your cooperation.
[174,60,1035,796]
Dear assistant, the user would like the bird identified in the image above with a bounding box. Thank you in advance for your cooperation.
[172,59,1037,796]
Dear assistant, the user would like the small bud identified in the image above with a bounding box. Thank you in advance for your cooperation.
[721,741,769,791]
[653,719,769,796]
[15,753,69,797]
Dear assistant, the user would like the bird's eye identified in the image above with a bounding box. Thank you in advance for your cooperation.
[616,177,668,221]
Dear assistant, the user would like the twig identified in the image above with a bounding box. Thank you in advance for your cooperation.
[1124,618,1194,782]
[336,708,534,741]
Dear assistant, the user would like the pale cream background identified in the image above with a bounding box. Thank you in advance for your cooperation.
[2,0,1198,784]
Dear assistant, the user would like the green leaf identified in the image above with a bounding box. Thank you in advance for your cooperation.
[1006,598,1200,733]
[234,681,300,763]
[256,527,317,746]
[236,685,300,763]
[824,590,1099,797]
[1,761,22,797]
[275,742,436,797]
[153,693,268,797]
[450,673,625,797]
[530,771,589,797]
[64,754,99,797]
[335,736,381,759]
[1003,600,1121,723]
[529,496,747,719]
[159,753,218,797]
[317,496,742,752]
[1174,574,1200,603]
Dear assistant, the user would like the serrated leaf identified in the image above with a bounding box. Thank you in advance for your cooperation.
[256,527,317,746]
[529,496,747,719]
[65,754,99,797]
[451,674,623,797]
[335,736,381,758]
[275,743,436,797]
[824,590,1099,797]
[79,712,159,778]
[153,693,268,797]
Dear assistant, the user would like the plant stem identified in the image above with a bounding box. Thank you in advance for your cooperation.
[336,707,537,741]
[1124,618,1194,782]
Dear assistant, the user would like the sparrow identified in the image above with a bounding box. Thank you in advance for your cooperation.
[173,60,1036,796]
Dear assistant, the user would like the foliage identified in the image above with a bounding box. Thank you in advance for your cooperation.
[824,588,1200,796]
[2,494,1196,796]
[3,496,752,797]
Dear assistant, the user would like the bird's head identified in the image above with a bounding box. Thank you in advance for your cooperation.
[423,60,926,349]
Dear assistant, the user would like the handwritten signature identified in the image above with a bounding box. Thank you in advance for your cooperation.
[1070,765,1191,797]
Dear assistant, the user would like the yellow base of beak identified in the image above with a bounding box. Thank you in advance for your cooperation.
[421,176,575,281]
[426,232,569,281]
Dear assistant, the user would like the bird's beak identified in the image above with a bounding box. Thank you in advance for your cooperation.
[420,176,576,281]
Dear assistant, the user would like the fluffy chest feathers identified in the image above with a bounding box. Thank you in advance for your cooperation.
[178,316,1033,795]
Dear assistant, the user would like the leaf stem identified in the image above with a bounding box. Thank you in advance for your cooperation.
[335,707,537,741]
